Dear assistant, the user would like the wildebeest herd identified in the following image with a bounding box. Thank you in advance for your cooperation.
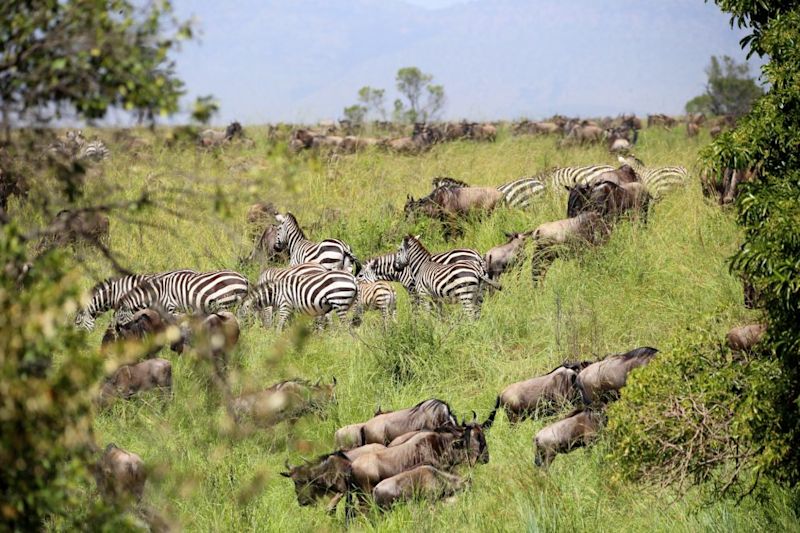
[68,119,763,519]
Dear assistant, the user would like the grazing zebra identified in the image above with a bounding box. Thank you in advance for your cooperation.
[274,212,359,272]
[393,235,500,319]
[257,262,328,285]
[244,270,358,331]
[497,176,546,208]
[75,274,152,330]
[79,140,111,161]
[353,279,397,323]
[538,165,615,189]
[618,155,689,199]
[115,270,250,324]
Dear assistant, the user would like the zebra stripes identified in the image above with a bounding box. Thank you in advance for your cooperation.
[618,155,689,199]
[79,140,111,161]
[115,270,250,324]
[258,262,327,285]
[497,177,546,208]
[394,235,499,319]
[245,269,358,330]
[48,130,110,162]
[354,280,397,322]
[538,165,615,189]
[275,212,358,271]
[75,274,151,330]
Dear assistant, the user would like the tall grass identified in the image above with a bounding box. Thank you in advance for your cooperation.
[37,127,799,531]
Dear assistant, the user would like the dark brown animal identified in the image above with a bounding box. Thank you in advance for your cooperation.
[100,308,171,357]
[590,164,639,186]
[686,122,700,137]
[499,362,588,422]
[372,465,467,508]
[335,423,366,450]
[172,311,240,375]
[576,347,658,404]
[533,408,605,467]
[91,443,147,503]
[47,209,110,247]
[98,358,172,407]
[231,378,336,426]
[726,324,767,352]
[406,186,504,219]
[570,180,650,221]
[281,451,353,507]
[360,399,457,445]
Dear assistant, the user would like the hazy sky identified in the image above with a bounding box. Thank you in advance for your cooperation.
[167,0,760,124]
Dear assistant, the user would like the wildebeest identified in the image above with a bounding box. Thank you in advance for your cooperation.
[567,180,651,221]
[372,465,467,508]
[335,423,366,450]
[45,209,110,248]
[405,186,504,219]
[199,121,243,147]
[533,408,605,468]
[686,122,700,137]
[726,324,766,352]
[281,451,352,507]
[171,311,240,372]
[589,164,639,186]
[499,362,589,422]
[100,308,172,357]
[575,347,658,404]
[231,378,336,426]
[530,212,608,283]
[360,398,457,445]
[484,231,531,281]
[91,443,147,503]
[563,124,604,146]
[98,358,173,407]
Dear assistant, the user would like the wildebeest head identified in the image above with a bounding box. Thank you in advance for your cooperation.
[225,121,243,139]
[454,397,499,465]
[280,451,351,506]
[566,183,594,217]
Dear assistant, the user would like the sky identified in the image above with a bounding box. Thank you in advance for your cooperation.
[163,0,761,125]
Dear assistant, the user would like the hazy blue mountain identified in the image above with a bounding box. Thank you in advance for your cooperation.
[172,0,758,123]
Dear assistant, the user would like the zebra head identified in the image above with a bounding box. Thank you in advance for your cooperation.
[356,259,379,282]
[273,213,296,252]
[393,236,413,271]
[74,310,95,331]
[114,304,135,326]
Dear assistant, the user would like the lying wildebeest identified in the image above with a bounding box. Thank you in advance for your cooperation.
[484,231,532,281]
[567,180,651,222]
[360,398,457,445]
[98,358,173,407]
[372,465,467,508]
[351,413,495,494]
[576,347,658,404]
[726,323,767,352]
[533,408,605,468]
[91,443,147,503]
[405,186,504,219]
[100,308,172,357]
[281,451,352,507]
[530,212,608,283]
[199,121,243,147]
[231,378,336,426]
[171,311,240,372]
[499,361,590,422]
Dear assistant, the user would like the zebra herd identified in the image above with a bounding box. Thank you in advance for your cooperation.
[48,130,111,162]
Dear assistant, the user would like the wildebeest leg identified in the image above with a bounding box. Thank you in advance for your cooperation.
[326,493,343,514]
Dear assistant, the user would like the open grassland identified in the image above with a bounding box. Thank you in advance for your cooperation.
[32,127,799,531]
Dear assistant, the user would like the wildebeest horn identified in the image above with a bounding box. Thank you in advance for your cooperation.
[284,459,291,470]
[332,376,337,387]
[482,397,500,430]
[471,410,477,422]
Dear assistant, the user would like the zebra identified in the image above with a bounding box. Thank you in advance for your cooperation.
[114,270,250,324]
[244,270,358,331]
[75,274,152,330]
[48,130,110,162]
[274,212,359,272]
[497,176,546,208]
[618,155,689,199]
[360,247,485,298]
[393,235,500,320]
[353,279,397,323]
[245,263,328,326]
[79,140,111,161]
[538,165,615,189]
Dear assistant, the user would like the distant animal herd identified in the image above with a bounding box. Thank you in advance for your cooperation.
[50,115,764,516]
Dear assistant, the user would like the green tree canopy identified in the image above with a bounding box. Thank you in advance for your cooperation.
[357,86,386,120]
[0,0,194,134]
[685,55,763,116]
[394,67,446,123]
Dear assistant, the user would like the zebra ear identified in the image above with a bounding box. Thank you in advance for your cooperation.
[275,214,285,223]
[414,234,421,240]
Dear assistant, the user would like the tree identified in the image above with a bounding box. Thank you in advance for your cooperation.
[395,67,447,123]
[611,1,800,492]
[0,0,194,137]
[343,104,367,125]
[357,86,386,120]
[685,55,763,117]
[191,95,220,126]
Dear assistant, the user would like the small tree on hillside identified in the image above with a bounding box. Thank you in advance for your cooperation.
[394,67,446,123]
[685,55,763,117]
[343,104,367,125]
[358,86,386,120]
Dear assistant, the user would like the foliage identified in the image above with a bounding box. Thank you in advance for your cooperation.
[614,0,800,492]
[191,95,220,126]
[357,86,386,120]
[0,0,194,132]
[394,67,446,123]
[342,104,367,125]
[685,55,763,117]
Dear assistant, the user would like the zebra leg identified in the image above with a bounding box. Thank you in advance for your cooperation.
[276,303,292,332]
[460,291,481,320]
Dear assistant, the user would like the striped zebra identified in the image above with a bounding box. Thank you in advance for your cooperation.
[538,165,615,189]
[274,212,359,272]
[497,176,546,208]
[115,270,250,324]
[360,247,485,297]
[618,155,689,199]
[48,130,110,162]
[354,280,397,322]
[79,140,111,161]
[244,270,358,331]
[75,274,152,330]
[394,235,500,319]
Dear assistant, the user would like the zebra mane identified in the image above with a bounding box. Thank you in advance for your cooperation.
[281,212,306,238]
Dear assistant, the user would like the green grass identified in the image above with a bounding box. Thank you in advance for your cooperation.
[28,127,799,531]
